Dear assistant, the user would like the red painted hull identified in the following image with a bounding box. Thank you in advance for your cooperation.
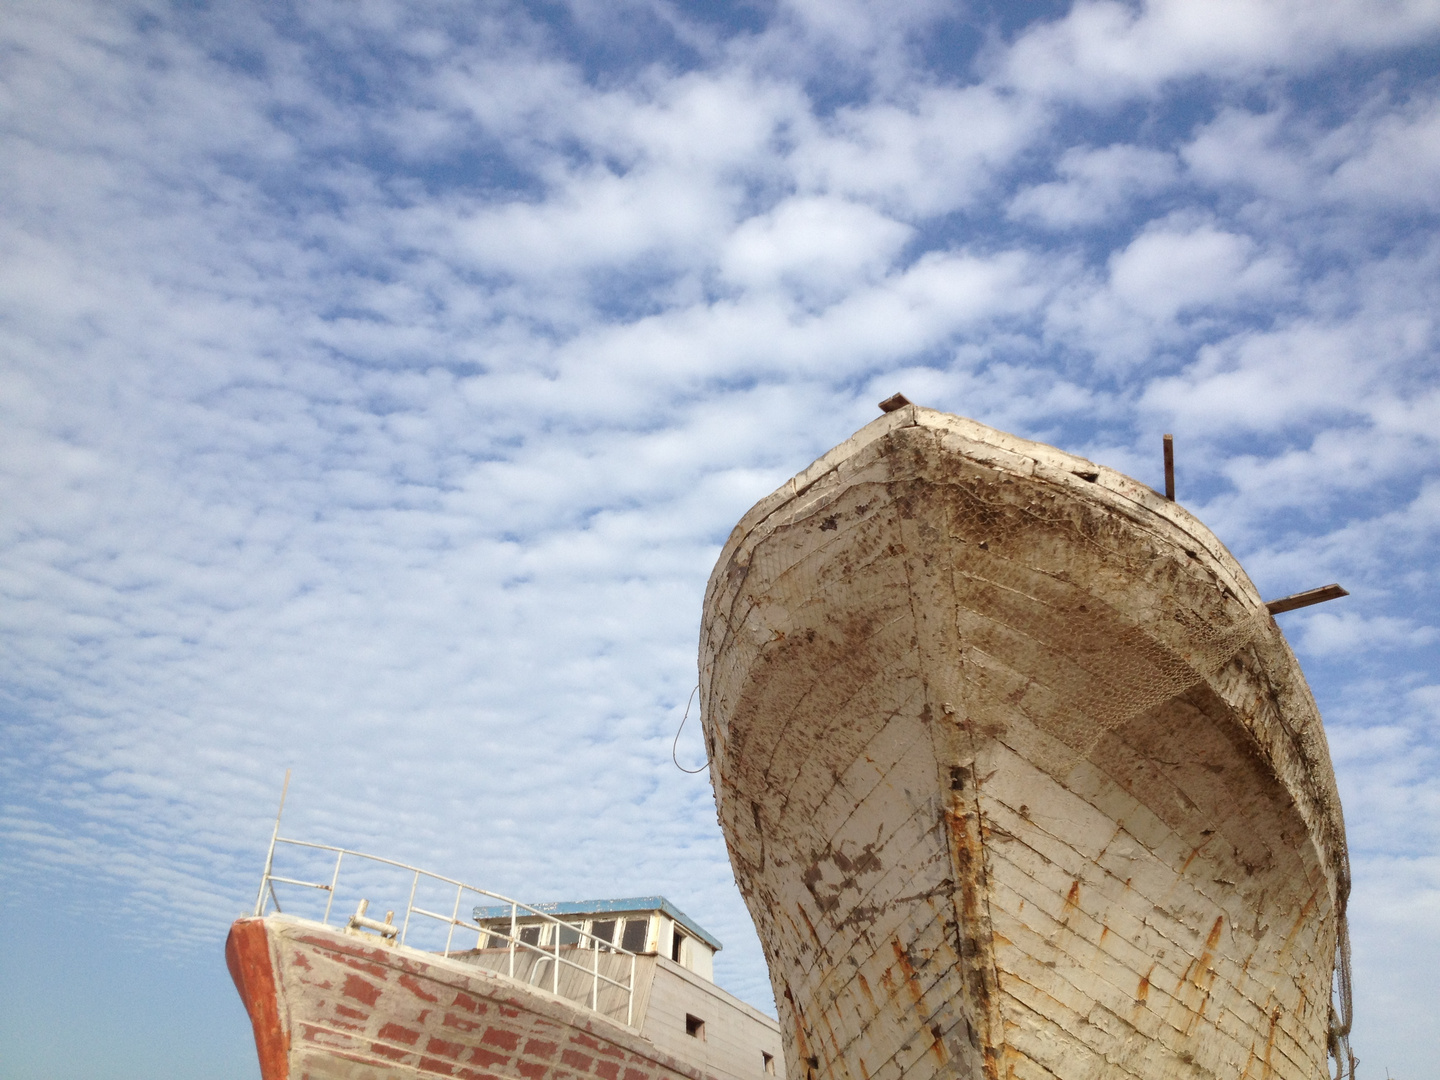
[227,916,707,1080]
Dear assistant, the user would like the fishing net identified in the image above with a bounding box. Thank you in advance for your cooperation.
[1330,912,1357,1080]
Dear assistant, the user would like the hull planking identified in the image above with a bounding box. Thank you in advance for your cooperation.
[700,407,1349,1080]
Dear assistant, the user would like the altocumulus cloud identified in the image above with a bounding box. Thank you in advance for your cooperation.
[2,0,1439,1076]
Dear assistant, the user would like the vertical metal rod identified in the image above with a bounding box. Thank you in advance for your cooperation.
[253,769,291,916]
[322,850,343,925]
[444,883,462,957]
[553,922,560,995]
[627,953,635,1027]
[1163,434,1175,501]
[508,903,516,980]
[401,870,419,947]
[591,933,599,1012]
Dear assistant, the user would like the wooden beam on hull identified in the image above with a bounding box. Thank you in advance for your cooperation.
[1264,584,1349,615]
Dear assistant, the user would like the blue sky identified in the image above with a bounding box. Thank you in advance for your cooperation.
[2,0,1438,1076]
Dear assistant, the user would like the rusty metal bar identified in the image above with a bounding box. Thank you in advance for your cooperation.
[1163,434,1175,501]
[1265,583,1349,615]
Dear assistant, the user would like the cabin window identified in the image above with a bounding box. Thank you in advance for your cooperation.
[558,923,582,947]
[763,1053,776,1075]
[671,929,686,963]
[519,925,543,947]
[590,919,617,950]
[685,1014,705,1040]
[620,917,649,953]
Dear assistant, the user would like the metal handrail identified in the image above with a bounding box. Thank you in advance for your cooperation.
[254,835,637,1026]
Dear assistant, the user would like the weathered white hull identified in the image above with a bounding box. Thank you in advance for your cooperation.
[700,407,1348,1080]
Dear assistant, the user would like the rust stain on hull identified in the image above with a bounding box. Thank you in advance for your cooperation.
[227,918,291,1080]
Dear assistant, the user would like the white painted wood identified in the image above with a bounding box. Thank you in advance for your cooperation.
[701,407,1348,1080]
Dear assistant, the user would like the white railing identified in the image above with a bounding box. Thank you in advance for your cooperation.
[254,834,637,1026]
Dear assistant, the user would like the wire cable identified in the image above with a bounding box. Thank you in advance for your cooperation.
[671,685,707,774]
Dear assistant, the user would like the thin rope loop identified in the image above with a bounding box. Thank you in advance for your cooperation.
[671,685,707,774]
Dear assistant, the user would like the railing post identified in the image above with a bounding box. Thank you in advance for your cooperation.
[253,770,291,917]
[400,870,419,948]
[508,903,516,980]
[591,937,599,1012]
[444,883,462,957]
[322,850,343,925]
[627,953,635,1027]
[552,922,560,995]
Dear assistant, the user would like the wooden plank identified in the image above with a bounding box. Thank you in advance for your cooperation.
[1264,584,1349,615]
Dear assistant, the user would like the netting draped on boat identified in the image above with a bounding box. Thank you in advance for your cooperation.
[936,474,1361,1079]
[935,474,1277,748]
[1329,913,1357,1080]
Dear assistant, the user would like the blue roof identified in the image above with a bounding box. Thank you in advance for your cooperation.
[470,896,722,952]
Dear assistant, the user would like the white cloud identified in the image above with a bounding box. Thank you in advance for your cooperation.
[1042,218,1291,367]
[1109,220,1286,318]
[1327,97,1440,208]
[1008,142,1178,228]
[1299,611,1440,656]
[720,195,913,300]
[1183,94,1440,218]
[791,84,1044,216]
[999,0,1440,103]
[1182,107,1307,198]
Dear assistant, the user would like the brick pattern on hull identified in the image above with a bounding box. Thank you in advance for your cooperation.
[700,408,1347,1080]
[228,917,709,1080]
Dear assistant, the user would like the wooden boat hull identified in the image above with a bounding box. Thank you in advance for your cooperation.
[699,407,1348,1080]
[227,916,705,1080]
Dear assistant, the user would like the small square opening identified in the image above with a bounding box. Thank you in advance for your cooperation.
[685,1014,705,1040]
[763,1053,776,1075]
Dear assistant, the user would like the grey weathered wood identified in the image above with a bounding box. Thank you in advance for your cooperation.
[1265,584,1349,615]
